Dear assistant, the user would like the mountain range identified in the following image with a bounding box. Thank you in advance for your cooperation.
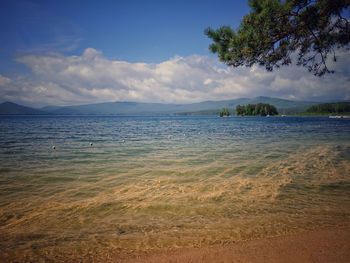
[0,101,47,115]
[0,97,324,115]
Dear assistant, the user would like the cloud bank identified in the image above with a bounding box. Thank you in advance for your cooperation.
[0,48,349,106]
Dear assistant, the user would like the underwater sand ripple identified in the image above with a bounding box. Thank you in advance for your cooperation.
[1,144,349,261]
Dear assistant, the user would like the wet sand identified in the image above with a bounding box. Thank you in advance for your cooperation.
[122,227,350,263]
[2,227,349,262]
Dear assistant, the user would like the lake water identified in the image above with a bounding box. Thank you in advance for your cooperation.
[0,116,349,260]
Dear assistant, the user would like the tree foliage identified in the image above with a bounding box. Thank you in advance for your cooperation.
[205,0,350,76]
[306,102,350,113]
[219,107,231,117]
[236,103,278,116]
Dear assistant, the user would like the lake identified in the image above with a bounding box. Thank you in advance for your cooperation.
[0,116,349,260]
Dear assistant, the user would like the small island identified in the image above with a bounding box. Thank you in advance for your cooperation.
[236,103,278,116]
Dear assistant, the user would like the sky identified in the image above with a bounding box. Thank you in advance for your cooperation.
[0,0,349,107]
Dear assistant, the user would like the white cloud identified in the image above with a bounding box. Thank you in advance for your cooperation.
[0,48,349,106]
[0,75,11,86]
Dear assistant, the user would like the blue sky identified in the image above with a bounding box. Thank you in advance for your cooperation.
[0,0,249,72]
[0,0,349,106]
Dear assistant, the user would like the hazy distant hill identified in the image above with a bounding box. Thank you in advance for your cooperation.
[0,101,48,115]
[42,96,318,115]
[0,97,321,116]
[40,105,62,112]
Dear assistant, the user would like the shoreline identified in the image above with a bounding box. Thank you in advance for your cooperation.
[121,227,350,263]
[2,224,350,262]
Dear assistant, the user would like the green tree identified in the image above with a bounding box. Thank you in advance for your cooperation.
[236,103,278,116]
[205,0,350,76]
[219,107,230,117]
[306,102,350,113]
[236,105,245,115]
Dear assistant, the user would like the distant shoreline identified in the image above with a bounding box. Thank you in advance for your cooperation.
[2,98,349,116]
[1,113,350,117]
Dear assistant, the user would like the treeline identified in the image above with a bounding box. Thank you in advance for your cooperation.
[219,107,230,117]
[236,103,278,116]
[306,102,350,113]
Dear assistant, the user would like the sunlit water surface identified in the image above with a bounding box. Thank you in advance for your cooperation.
[0,116,349,260]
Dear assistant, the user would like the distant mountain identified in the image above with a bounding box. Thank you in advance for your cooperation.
[1,97,321,116]
[40,105,62,112]
[39,97,319,116]
[244,96,314,109]
[0,101,48,115]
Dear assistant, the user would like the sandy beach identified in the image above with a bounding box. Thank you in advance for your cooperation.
[2,226,349,262]
[119,227,350,263]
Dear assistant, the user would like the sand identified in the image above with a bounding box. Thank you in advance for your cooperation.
[2,227,349,262]
[120,227,350,263]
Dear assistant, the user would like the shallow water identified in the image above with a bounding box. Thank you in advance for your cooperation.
[0,116,349,260]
